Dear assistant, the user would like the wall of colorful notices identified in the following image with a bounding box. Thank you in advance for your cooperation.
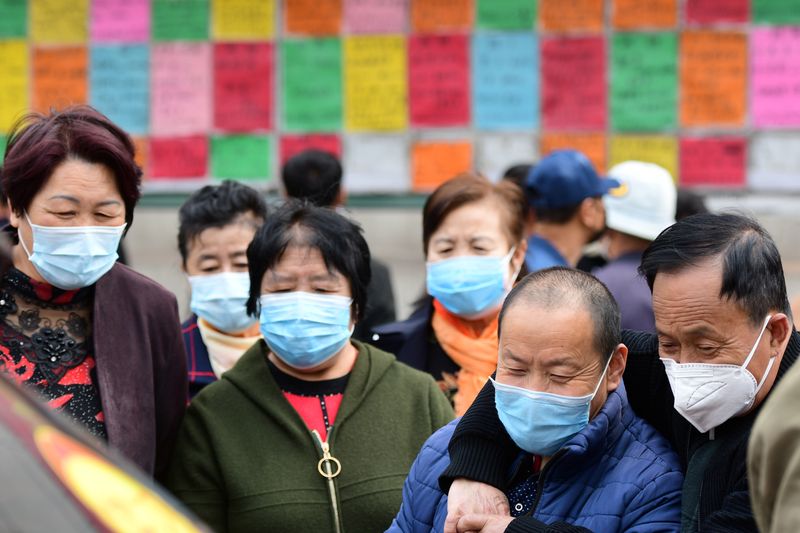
[1,0,800,193]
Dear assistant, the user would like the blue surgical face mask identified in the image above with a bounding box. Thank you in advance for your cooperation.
[20,213,126,290]
[426,247,517,318]
[492,354,612,456]
[259,291,353,370]
[189,272,256,333]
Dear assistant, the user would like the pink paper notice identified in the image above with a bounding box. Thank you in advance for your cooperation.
[752,28,800,127]
[344,0,407,33]
[151,43,212,136]
[91,0,150,42]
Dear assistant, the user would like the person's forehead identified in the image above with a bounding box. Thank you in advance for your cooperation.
[500,302,596,356]
[652,260,749,334]
[189,223,256,254]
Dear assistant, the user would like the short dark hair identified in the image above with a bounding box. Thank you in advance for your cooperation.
[502,164,533,190]
[500,267,621,362]
[639,213,792,325]
[281,149,342,207]
[245,201,371,321]
[178,180,267,265]
[1,106,141,228]
[423,172,526,254]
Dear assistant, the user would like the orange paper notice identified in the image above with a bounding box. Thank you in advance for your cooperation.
[132,137,149,180]
[285,0,342,35]
[540,132,606,173]
[540,0,604,32]
[613,0,677,29]
[33,47,88,113]
[680,31,747,127]
[412,141,473,192]
[411,0,473,32]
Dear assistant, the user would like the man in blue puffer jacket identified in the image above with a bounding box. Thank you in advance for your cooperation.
[388,267,682,533]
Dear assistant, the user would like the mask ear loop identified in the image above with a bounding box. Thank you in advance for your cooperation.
[739,315,776,397]
[19,212,34,260]
[590,351,615,400]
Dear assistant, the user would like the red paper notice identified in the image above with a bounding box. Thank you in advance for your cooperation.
[409,34,469,127]
[150,136,208,178]
[542,36,606,130]
[214,43,274,132]
[280,134,342,164]
[680,137,746,187]
[686,0,748,24]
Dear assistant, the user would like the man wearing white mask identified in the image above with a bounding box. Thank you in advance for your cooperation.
[178,181,267,398]
[388,267,683,532]
[593,161,676,332]
[439,213,797,533]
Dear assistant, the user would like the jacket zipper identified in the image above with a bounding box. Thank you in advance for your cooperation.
[526,450,566,517]
[311,429,344,533]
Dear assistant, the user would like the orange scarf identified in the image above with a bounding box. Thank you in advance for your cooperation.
[431,299,499,416]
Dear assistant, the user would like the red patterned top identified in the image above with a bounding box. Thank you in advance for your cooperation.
[0,268,105,440]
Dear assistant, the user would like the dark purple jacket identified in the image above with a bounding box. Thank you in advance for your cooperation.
[94,263,187,478]
[593,252,655,333]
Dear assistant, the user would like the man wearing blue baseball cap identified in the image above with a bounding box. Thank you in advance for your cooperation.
[523,150,619,272]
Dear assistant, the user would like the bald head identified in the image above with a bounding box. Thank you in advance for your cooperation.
[500,267,621,361]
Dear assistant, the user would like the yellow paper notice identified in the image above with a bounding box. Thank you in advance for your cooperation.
[609,135,678,182]
[345,35,407,131]
[213,0,275,40]
[0,41,29,133]
[31,0,88,44]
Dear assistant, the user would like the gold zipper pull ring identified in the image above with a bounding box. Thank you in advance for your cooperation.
[318,455,342,479]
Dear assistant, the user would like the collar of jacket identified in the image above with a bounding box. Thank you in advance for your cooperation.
[543,380,631,479]
[221,338,396,437]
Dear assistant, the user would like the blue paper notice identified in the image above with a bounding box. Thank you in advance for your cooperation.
[472,33,538,130]
[90,45,150,134]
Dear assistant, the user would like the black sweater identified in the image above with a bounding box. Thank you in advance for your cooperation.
[441,329,800,533]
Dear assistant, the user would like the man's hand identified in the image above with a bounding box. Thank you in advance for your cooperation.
[444,479,510,533]
[454,514,514,533]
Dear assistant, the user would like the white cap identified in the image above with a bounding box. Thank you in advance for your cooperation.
[604,161,677,241]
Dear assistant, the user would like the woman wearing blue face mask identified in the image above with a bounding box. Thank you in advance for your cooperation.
[165,202,454,533]
[373,173,527,416]
[0,106,186,479]
[177,181,267,399]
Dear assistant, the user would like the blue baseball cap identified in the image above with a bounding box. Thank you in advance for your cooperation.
[525,150,620,209]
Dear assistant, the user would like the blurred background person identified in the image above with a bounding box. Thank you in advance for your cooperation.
[675,187,709,221]
[282,149,396,341]
[523,150,618,272]
[178,181,268,399]
[165,202,452,532]
[372,173,527,416]
[0,106,185,478]
[594,161,677,332]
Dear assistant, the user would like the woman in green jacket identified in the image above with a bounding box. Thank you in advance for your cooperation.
[165,202,454,533]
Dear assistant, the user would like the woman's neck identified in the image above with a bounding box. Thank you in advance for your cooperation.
[268,341,358,382]
[202,318,260,338]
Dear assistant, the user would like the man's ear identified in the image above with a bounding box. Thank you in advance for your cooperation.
[578,197,601,229]
[768,313,792,354]
[606,343,628,392]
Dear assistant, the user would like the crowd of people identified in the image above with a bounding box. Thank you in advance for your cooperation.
[1,105,798,533]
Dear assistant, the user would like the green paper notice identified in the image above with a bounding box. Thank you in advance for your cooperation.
[0,0,26,37]
[753,0,800,23]
[476,0,537,30]
[153,0,209,41]
[0,135,6,161]
[282,38,342,132]
[611,32,677,132]
[211,136,271,181]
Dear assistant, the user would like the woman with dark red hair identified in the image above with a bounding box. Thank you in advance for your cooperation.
[0,106,186,479]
